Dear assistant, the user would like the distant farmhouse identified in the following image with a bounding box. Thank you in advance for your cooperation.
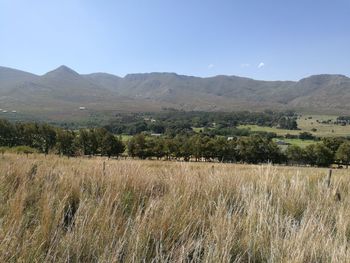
[151,133,162,137]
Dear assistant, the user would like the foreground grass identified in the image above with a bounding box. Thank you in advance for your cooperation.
[0,154,350,262]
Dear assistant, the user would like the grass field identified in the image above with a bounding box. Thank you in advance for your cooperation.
[238,124,301,136]
[273,138,315,147]
[298,114,350,137]
[239,114,350,139]
[1,154,349,262]
[237,125,316,147]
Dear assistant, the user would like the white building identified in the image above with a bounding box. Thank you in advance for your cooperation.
[151,133,162,137]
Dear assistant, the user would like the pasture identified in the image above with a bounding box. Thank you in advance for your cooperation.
[238,124,300,136]
[298,114,350,137]
[0,154,349,262]
[272,138,315,147]
[239,115,350,146]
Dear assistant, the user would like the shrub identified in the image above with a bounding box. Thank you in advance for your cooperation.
[10,146,38,155]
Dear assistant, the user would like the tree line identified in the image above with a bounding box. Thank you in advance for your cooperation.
[0,119,124,157]
[1,119,350,167]
[104,110,298,136]
[127,134,350,167]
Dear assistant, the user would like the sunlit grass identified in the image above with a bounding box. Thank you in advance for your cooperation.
[298,114,350,137]
[0,153,349,262]
[272,138,315,148]
[239,114,350,138]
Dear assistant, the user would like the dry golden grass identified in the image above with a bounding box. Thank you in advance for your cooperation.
[1,154,350,262]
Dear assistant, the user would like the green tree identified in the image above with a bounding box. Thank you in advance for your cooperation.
[93,128,109,151]
[172,135,192,161]
[100,133,125,158]
[56,130,76,156]
[0,119,17,147]
[336,141,350,168]
[285,145,306,165]
[76,129,91,155]
[304,144,333,167]
[214,137,237,162]
[76,129,99,155]
[16,122,39,148]
[201,136,216,161]
[149,137,166,160]
[238,135,283,164]
[299,132,315,140]
[163,138,176,160]
[38,124,57,154]
[278,117,298,130]
[89,129,99,155]
[127,134,147,159]
[322,137,345,154]
[189,135,202,161]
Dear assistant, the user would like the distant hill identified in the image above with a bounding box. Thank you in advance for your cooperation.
[1,65,350,120]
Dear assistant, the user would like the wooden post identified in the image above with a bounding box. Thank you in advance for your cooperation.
[327,169,332,188]
[103,161,106,176]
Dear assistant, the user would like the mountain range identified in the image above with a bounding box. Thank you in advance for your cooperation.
[1,65,350,120]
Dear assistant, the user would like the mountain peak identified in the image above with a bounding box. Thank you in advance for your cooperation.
[300,74,349,82]
[44,65,79,77]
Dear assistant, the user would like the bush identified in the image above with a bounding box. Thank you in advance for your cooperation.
[299,132,315,140]
[0,146,39,155]
[336,141,350,167]
[12,146,38,155]
[0,146,9,154]
[286,145,306,165]
[285,134,298,139]
[304,144,334,167]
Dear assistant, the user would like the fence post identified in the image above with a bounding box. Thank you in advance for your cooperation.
[103,161,106,176]
[327,169,332,188]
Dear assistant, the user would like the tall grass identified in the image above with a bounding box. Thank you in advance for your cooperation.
[0,154,349,262]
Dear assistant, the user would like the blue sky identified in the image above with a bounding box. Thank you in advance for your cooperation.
[0,0,349,80]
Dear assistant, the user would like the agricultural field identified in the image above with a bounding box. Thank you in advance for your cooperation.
[272,138,315,148]
[240,114,350,139]
[238,124,301,136]
[298,114,350,137]
[237,125,316,148]
[1,154,349,262]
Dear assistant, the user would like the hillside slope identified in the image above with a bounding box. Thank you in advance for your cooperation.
[1,65,350,120]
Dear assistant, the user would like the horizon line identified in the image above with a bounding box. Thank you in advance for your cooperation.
[1,64,349,82]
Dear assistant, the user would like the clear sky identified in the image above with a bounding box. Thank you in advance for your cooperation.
[1,0,349,80]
